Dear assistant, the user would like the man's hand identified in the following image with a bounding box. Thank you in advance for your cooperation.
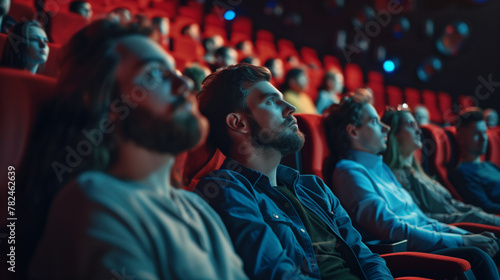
[462,232,499,257]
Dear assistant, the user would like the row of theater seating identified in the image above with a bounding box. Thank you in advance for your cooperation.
[0,66,483,280]
[6,0,480,125]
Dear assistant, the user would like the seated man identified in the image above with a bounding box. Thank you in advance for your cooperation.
[195,64,392,279]
[24,20,247,279]
[451,107,500,214]
[326,97,499,280]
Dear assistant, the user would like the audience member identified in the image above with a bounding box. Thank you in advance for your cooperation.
[264,57,284,87]
[0,0,16,34]
[235,40,254,57]
[0,21,49,74]
[484,108,499,128]
[240,56,260,66]
[151,16,170,48]
[195,64,393,279]
[133,13,151,28]
[451,107,500,214]
[282,67,317,114]
[68,1,93,19]
[325,97,499,280]
[18,20,247,279]
[315,69,344,113]
[210,46,237,72]
[109,7,132,25]
[181,23,201,42]
[202,35,223,64]
[381,107,500,226]
[183,63,210,93]
[348,87,374,105]
[413,105,430,125]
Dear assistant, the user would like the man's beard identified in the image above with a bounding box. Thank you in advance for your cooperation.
[119,99,206,155]
[247,115,305,156]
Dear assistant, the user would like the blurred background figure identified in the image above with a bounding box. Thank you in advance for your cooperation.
[108,7,132,25]
[0,0,16,34]
[69,1,93,19]
[151,17,170,48]
[202,35,223,64]
[264,58,284,87]
[282,67,317,114]
[484,108,499,128]
[348,87,374,105]
[240,56,261,66]
[414,105,431,125]
[211,46,237,71]
[316,69,344,113]
[181,23,201,42]
[183,63,210,93]
[133,13,151,28]
[235,40,254,57]
[0,21,49,74]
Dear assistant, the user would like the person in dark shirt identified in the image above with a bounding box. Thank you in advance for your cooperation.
[451,107,500,213]
[195,63,392,279]
[0,0,17,34]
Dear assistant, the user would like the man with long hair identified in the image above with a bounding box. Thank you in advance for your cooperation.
[19,20,247,279]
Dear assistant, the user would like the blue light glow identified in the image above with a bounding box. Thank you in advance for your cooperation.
[224,10,236,21]
[383,60,396,73]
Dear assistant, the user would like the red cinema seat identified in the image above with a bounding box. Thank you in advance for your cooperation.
[344,63,364,92]
[9,2,35,22]
[277,39,299,59]
[323,55,341,71]
[203,25,228,43]
[50,12,89,45]
[486,126,500,167]
[438,91,455,124]
[0,68,57,222]
[178,5,203,24]
[366,81,386,115]
[422,90,444,124]
[204,13,225,29]
[367,70,384,85]
[231,16,253,36]
[419,123,462,200]
[386,85,403,108]
[255,39,278,63]
[230,31,252,45]
[458,95,475,111]
[404,87,421,109]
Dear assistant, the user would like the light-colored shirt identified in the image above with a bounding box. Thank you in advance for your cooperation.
[315,89,340,114]
[393,166,500,226]
[29,171,248,280]
[284,90,318,114]
[332,150,468,253]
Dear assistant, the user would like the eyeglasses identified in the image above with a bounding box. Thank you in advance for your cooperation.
[385,103,411,112]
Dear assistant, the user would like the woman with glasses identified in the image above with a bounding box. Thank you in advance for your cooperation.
[381,106,500,226]
[0,20,49,74]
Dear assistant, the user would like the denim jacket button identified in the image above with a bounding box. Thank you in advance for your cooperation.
[273,213,279,219]
[300,228,306,233]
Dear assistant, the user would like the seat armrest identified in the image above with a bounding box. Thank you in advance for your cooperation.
[366,239,408,254]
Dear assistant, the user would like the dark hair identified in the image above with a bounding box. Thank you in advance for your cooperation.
[324,97,367,164]
[183,65,207,92]
[456,107,484,130]
[0,21,45,70]
[69,1,87,13]
[17,20,152,271]
[318,69,341,91]
[264,58,276,69]
[197,63,271,156]
[214,46,232,57]
[282,67,305,92]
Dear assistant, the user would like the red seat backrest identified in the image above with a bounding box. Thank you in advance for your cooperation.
[420,123,462,200]
[344,63,364,92]
[386,85,403,108]
[231,16,253,36]
[50,12,89,45]
[294,114,332,181]
[404,87,421,109]
[422,89,443,124]
[182,141,226,192]
[0,68,57,221]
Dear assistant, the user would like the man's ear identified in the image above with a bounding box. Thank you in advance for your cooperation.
[226,113,249,134]
[346,123,358,139]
